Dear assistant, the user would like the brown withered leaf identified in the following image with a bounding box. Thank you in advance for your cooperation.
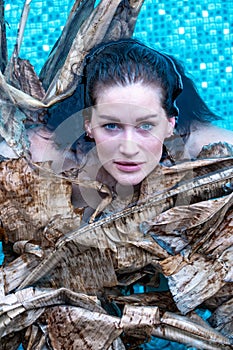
[43,0,123,103]
[2,253,41,294]
[39,0,96,90]
[0,157,81,243]
[5,57,46,124]
[0,284,232,349]
[103,0,144,42]
[145,192,233,255]
[0,71,29,156]
[107,291,178,312]
[198,141,233,159]
[152,311,233,350]
[0,287,105,344]
[202,284,233,311]
[0,332,23,350]
[42,0,144,102]
[201,208,233,257]
[139,156,233,203]
[46,247,118,294]
[17,157,233,291]
[209,297,233,341]
[166,252,232,314]
[46,305,122,350]
[6,58,45,101]
[1,308,45,339]
[0,0,146,154]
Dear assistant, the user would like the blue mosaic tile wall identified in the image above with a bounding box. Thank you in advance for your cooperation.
[3,0,233,130]
[134,0,233,131]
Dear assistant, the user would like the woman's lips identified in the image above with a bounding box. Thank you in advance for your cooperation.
[114,161,144,172]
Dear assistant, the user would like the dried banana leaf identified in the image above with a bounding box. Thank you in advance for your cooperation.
[43,0,123,102]
[3,1,45,124]
[0,71,29,156]
[2,253,41,295]
[0,158,81,243]
[0,332,22,350]
[46,305,122,350]
[17,157,233,290]
[6,58,46,102]
[45,247,118,294]
[5,58,46,124]
[5,0,32,90]
[1,290,232,350]
[166,251,232,314]
[203,284,233,311]
[201,207,233,257]
[3,1,233,348]
[43,0,144,101]
[39,0,96,90]
[102,0,144,42]
[1,156,229,347]
[152,311,233,350]
[209,297,233,341]
[145,192,233,256]
[23,324,48,350]
[108,291,178,312]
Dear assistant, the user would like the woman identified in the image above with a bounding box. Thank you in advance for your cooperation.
[70,38,183,214]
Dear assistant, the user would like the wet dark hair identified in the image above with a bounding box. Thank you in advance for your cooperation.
[171,56,221,139]
[83,38,183,119]
[47,40,221,154]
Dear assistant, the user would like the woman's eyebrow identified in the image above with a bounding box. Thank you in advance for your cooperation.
[97,115,121,122]
[136,114,159,122]
[97,114,159,122]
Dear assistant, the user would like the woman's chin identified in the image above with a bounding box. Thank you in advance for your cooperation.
[111,172,145,187]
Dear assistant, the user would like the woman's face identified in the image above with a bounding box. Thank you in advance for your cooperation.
[85,83,175,186]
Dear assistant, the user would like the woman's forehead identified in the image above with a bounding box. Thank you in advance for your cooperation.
[91,85,167,124]
[95,82,163,105]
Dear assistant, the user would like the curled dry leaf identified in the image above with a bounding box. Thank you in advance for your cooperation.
[103,0,144,41]
[166,252,230,314]
[17,157,233,290]
[5,58,45,100]
[47,305,122,350]
[5,58,46,124]
[39,0,97,90]
[146,192,233,256]
[209,297,233,341]
[1,287,232,350]
[0,153,232,348]
[0,157,81,243]
[44,0,123,102]
[0,71,29,157]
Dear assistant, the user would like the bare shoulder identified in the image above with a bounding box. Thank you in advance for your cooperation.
[0,126,78,171]
[185,122,233,158]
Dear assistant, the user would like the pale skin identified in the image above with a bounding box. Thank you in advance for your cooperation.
[85,83,175,187]
[184,122,233,158]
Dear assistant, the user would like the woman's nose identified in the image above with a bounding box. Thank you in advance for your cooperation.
[119,130,139,156]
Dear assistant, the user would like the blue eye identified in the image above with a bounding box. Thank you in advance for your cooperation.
[139,123,153,131]
[103,123,120,131]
